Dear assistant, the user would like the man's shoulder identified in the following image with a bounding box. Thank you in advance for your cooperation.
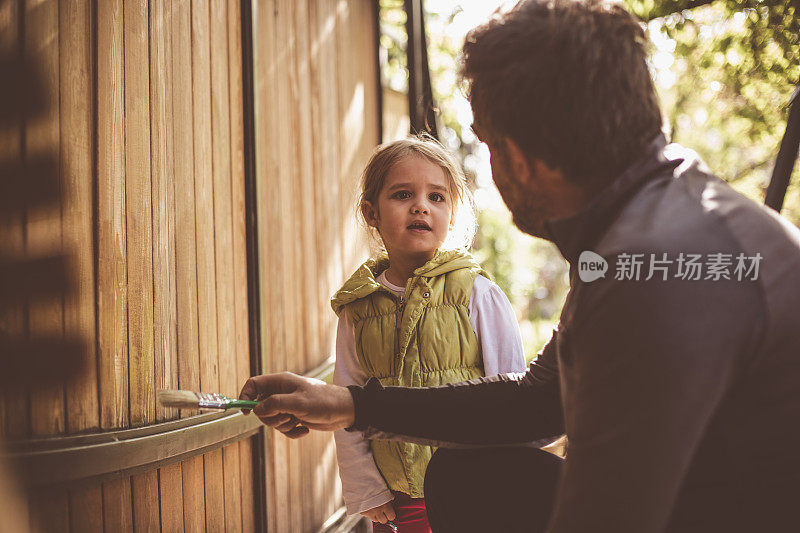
[597,152,798,259]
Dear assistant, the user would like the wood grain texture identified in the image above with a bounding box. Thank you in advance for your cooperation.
[149,0,179,423]
[191,0,221,396]
[132,471,160,532]
[181,455,206,532]
[209,0,237,399]
[60,0,99,436]
[97,0,129,430]
[159,462,185,533]
[171,0,201,412]
[223,444,244,532]
[203,448,225,531]
[69,485,103,533]
[309,0,342,389]
[25,0,65,438]
[293,0,319,380]
[239,437,257,533]
[102,477,133,531]
[227,0,251,392]
[275,0,304,378]
[31,487,69,533]
[124,0,155,430]
[191,3,226,526]
[292,5,318,527]
[252,2,289,529]
[0,0,29,440]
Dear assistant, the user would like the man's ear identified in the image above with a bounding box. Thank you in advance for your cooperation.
[503,137,561,187]
[361,201,379,228]
[503,137,533,185]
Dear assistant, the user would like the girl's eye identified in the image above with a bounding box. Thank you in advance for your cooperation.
[391,191,411,200]
[429,193,445,202]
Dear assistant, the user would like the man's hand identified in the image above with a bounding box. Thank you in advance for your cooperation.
[360,501,396,524]
[239,372,355,438]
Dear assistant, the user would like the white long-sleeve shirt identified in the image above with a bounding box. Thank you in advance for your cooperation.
[333,272,526,515]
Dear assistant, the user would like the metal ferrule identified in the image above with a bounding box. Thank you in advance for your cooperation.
[195,392,232,410]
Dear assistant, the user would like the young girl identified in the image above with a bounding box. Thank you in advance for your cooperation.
[331,136,525,532]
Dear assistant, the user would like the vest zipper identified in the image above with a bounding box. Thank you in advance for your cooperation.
[395,294,406,361]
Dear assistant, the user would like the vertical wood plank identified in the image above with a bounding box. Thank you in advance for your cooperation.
[59,12,103,531]
[227,0,250,392]
[171,0,200,414]
[123,8,160,524]
[181,455,206,532]
[25,0,65,439]
[97,0,129,431]
[0,0,29,440]
[191,0,220,396]
[223,444,244,533]
[191,2,225,527]
[150,0,179,423]
[209,0,236,399]
[69,484,104,533]
[159,463,185,533]
[61,0,98,441]
[293,6,316,527]
[309,6,334,524]
[124,0,155,431]
[252,1,286,530]
[239,437,256,533]
[276,0,303,378]
[203,449,225,532]
[102,478,133,531]
[271,0,293,526]
[132,471,161,532]
[293,0,318,379]
[31,487,69,533]
[309,0,341,384]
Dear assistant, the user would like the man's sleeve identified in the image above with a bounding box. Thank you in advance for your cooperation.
[547,275,763,532]
[347,329,565,447]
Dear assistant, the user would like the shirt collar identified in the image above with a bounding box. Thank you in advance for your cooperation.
[544,133,680,264]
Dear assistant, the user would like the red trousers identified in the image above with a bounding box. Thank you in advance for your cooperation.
[372,491,432,533]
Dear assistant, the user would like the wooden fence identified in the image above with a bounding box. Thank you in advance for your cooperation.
[0,0,381,531]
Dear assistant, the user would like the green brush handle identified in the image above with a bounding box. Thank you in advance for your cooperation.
[226,399,259,409]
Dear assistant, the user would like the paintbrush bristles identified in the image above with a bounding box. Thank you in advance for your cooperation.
[157,389,201,408]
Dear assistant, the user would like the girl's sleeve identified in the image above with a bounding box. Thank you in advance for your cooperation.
[468,275,527,376]
[332,310,394,515]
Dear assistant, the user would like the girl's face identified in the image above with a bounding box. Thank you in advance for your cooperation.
[363,155,454,264]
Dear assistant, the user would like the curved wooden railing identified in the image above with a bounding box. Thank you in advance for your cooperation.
[3,358,335,489]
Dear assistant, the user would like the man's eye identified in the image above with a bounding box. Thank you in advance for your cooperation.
[392,191,411,200]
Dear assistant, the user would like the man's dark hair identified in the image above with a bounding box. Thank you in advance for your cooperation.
[461,0,663,189]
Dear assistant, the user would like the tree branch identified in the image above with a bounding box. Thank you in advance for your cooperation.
[643,0,718,21]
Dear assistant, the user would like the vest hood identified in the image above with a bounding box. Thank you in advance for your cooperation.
[331,249,484,315]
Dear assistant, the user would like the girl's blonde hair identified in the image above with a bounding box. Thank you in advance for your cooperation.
[358,134,477,253]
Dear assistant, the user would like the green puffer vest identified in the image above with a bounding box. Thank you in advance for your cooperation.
[331,250,488,497]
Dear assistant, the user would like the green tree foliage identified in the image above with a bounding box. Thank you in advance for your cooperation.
[626,0,800,223]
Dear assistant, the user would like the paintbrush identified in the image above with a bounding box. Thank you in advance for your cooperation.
[158,389,259,411]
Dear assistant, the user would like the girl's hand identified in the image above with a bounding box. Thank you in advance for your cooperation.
[361,501,396,524]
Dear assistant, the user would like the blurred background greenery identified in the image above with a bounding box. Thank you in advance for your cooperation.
[379,0,799,360]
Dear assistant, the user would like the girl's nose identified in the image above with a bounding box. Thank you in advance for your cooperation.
[411,204,429,215]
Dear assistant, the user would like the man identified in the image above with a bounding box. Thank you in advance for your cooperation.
[240,1,800,531]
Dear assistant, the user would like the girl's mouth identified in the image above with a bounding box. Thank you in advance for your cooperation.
[407,221,432,232]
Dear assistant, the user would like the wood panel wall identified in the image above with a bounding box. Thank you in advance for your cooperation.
[252,0,379,531]
[1,0,380,530]
[0,0,257,530]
